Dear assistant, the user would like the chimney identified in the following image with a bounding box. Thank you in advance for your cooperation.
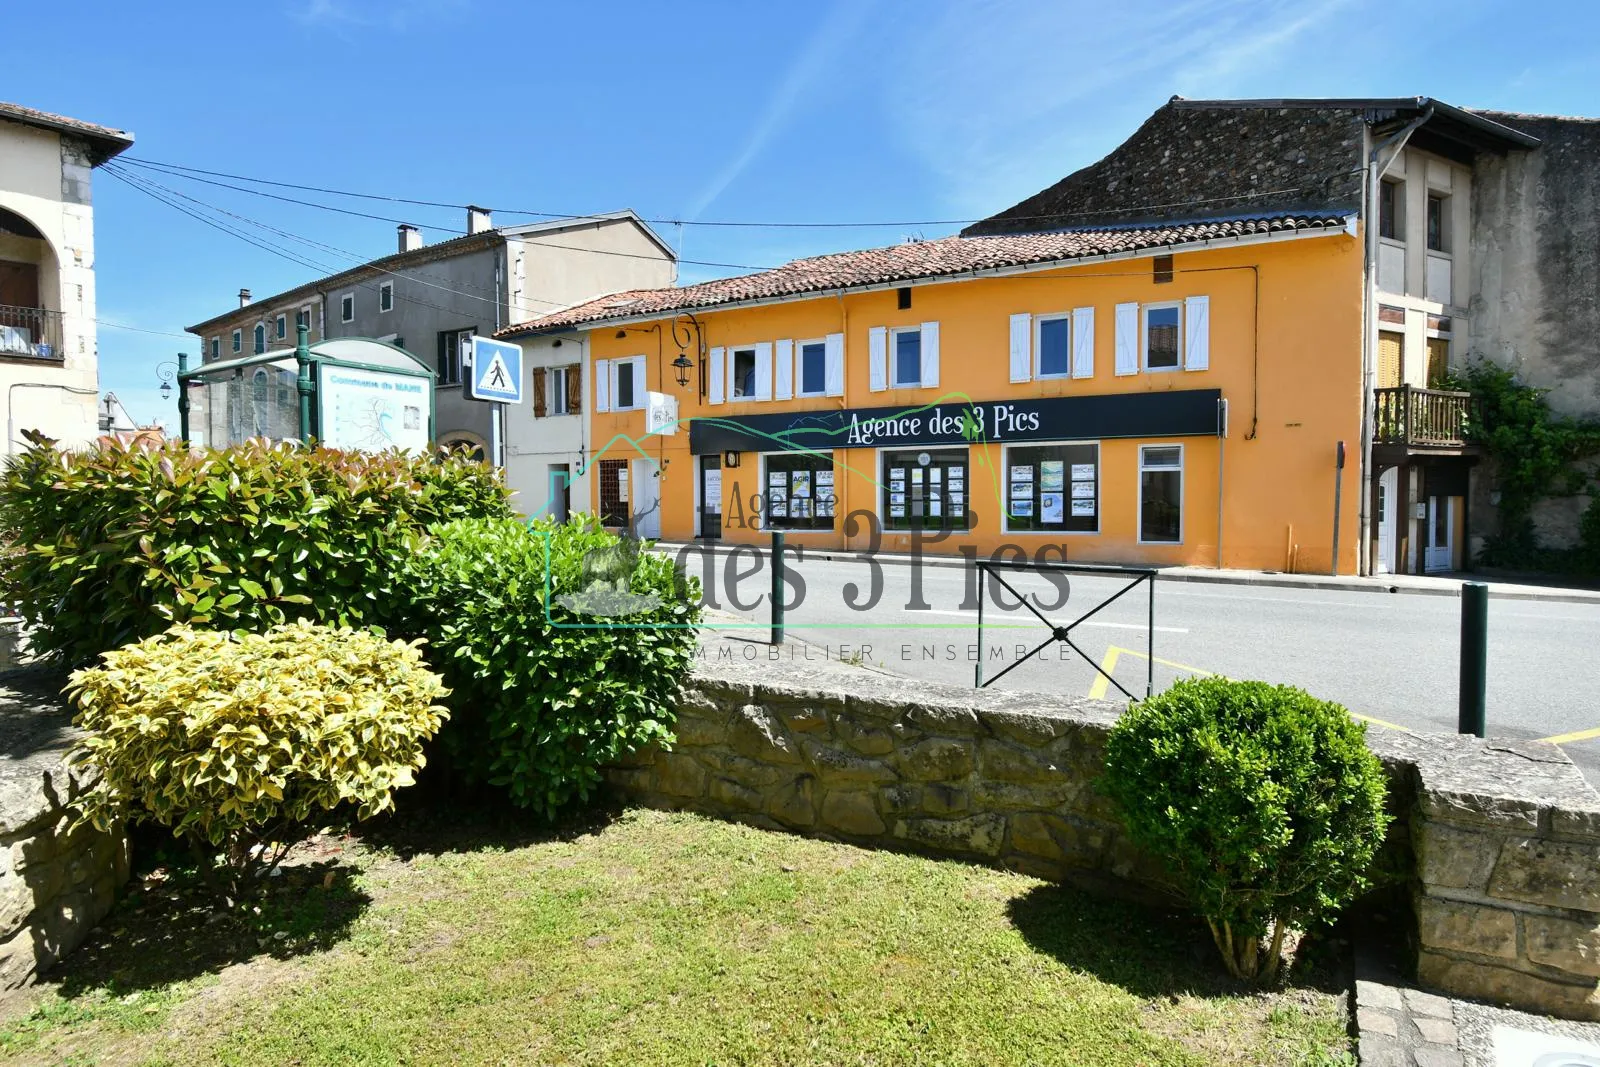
[238,288,252,307]
[398,223,423,253]
[466,205,492,234]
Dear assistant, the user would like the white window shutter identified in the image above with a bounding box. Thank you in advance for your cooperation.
[727,348,738,399]
[868,326,888,392]
[774,339,794,400]
[1071,307,1095,379]
[1115,302,1139,376]
[1008,313,1032,383]
[754,341,774,401]
[824,333,844,396]
[594,358,611,412]
[707,346,725,404]
[1184,295,1210,371]
[920,321,940,389]
[632,357,647,406]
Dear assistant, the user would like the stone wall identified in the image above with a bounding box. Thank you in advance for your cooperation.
[610,653,1600,1020]
[0,671,128,990]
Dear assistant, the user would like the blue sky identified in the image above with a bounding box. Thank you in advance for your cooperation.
[8,0,1597,427]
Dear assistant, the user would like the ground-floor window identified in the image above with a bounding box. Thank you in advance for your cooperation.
[1004,442,1099,533]
[599,458,629,528]
[763,452,835,530]
[1139,444,1183,543]
[881,447,968,531]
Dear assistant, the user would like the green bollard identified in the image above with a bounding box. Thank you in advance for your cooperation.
[1459,582,1487,738]
[770,531,785,646]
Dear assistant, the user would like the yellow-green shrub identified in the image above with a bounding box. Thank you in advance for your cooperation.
[68,621,449,898]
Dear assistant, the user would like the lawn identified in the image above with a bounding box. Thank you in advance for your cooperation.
[0,808,1352,1066]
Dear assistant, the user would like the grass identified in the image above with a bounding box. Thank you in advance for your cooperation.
[0,808,1352,1066]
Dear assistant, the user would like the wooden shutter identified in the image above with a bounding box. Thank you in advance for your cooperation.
[824,333,844,396]
[754,341,773,401]
[1378,332,1403,389]
[1115,303,1139,376]
[1071,307,1095,379]
[708,346,725,404]
[868,326,888,392]
[1184,295,1209,371]
[594,358,611,412]
[774,339,794,400]
[1009,313,1032,383]
[919,322,940,389]
[566,364,582,413]
[532,367,547,417]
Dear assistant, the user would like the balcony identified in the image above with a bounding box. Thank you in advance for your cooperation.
[0,305,64,361]
[1374,385,1476,450]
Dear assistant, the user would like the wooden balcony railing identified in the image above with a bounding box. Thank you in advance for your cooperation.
[1374,385,1475,448]
[0,304,64,360]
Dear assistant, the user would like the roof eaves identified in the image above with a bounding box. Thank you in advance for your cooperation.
[0,102,135,164]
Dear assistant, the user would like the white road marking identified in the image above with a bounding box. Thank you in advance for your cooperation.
[910,609,1188,633]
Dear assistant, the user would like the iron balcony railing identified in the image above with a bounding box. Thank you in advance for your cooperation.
[1374,385,1475,448]
[0,304,64,360]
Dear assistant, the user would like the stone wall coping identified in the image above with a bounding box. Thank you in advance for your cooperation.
[0,669,86,836]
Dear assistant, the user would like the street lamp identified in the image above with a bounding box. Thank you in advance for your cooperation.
[669,312,705,397]
[157,355,183,402]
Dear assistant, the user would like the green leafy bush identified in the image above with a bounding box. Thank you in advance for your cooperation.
[0,437,511,665]
[68,620,448,899]
[1102,677,1389,983]
[391,516,701,817]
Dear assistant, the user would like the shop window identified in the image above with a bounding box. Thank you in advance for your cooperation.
[892,327,922,387]
[798,340,827,396]
[1139,445,1183,544]
[1005,443,1098,533]
[599,459,629,527]
[763,452,835,531]
[732,347,757,398]
[1036,315,1071,378]
[1143,304,1181,371]
[882,447,968,531]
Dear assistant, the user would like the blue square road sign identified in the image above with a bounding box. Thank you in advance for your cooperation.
[467,337,523,403]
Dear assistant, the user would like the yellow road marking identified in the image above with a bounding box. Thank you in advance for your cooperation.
[1540,725,1600,746]
[1086,645,1412,733]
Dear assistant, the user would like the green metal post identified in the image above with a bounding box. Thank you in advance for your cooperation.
[1459,582,1488,737]
[770,531,786,645]
[295,323,313,444]
[176,350,190,444]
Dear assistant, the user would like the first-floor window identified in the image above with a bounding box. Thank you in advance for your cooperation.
[798,340,827,396]
[892,327,921,387]
[340,293,355,322]
[550,366,571,414]
[1139,445,1183,543]
[1144,304,1181,370]
[379,281,394,312]
[882,447,968,531]
[615,358,638,410]
[763,452,835,530]
[232,328,242,353]
[599,459,629,527]
[1037,315,1071,378]
[253,323,266,354]
[732,347,756,398]
[1005,442,1098,533]
[275,314,287,339]
[209,337,220,360]
[437,327,474,385]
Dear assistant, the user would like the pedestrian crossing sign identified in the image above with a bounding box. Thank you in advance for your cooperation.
[466,336,523,403]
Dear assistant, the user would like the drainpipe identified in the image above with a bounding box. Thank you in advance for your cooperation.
[1358,101,1433,575]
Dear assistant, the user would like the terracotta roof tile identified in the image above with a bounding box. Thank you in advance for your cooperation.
[0,101,133,162]
[500,213,1347,336]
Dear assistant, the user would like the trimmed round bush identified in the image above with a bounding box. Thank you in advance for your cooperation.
[68,620,449,899]
[391,515,701,818]
[1102,677,1390,982]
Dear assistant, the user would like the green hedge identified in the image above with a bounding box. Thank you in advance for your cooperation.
[0,438,511,665]
[1102,677,1389,983]
[391,516,701,817]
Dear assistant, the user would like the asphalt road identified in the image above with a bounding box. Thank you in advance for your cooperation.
[687,550,1600,784]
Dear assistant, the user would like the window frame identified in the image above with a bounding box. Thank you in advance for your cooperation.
[1137,443,1185,545]
[879,446,970,533]
[274,313,287,340]
[339,292,355,323]
[1379,179,1404,242]
[760,451,837,532]
[1034,313,1073,380]
[1426,193,1449,253]
[209,336,220,360]
[231,328,242,354]
[1141,302,1183,373]
[890,326,922,388]
[1001,441,1100,535]
[252,322,266,354]
[437,326,474,386]
[796,338,828,398]
[378,281,394,313]
[730,346,757,400]
[613,356,643,411]
[549,366,570,415]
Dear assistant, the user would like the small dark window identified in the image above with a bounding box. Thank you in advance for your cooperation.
[893,329,922,387]
[1152,254,1174,284]
[799,341,827,395]
[379,282,394,312]
[1427,194,1447,252]
[1038,317,1071,377]
[340,294,355,322]
[732,348,756,398]
[1379,181,1401,240]
[897,287,912,310]
[253,323,266,354]
[615,360,637,410]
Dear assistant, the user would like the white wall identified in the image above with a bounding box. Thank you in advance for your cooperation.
[504,334,591,520]
[0,120,100,450]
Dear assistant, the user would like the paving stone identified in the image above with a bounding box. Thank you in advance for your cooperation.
[1357,1005,1399,1037]
[1357,979,1406,1012]
[1404,988,1456,1020]
[1355,1031,1407,1067]
[1414,1016,1458,1045]
[1412,1047,1463,1067]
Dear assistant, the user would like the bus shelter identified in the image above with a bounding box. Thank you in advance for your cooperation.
[178,327,435,454]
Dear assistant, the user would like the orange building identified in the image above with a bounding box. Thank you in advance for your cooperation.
[501,215,1367,574]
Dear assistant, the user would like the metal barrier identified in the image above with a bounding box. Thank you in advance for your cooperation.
[974,559,1157,700]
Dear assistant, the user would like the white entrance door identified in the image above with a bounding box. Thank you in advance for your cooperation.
[630,459,661,539]
[1424,496,1454,573]
[1376,468,1398,574]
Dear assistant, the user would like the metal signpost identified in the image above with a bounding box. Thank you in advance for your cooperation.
[466,336,524,470]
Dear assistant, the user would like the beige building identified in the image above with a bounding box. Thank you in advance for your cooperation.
[185,209,675,458]
[0,102,133,452]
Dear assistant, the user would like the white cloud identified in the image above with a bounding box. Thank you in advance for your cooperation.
[886,0,1354,217]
